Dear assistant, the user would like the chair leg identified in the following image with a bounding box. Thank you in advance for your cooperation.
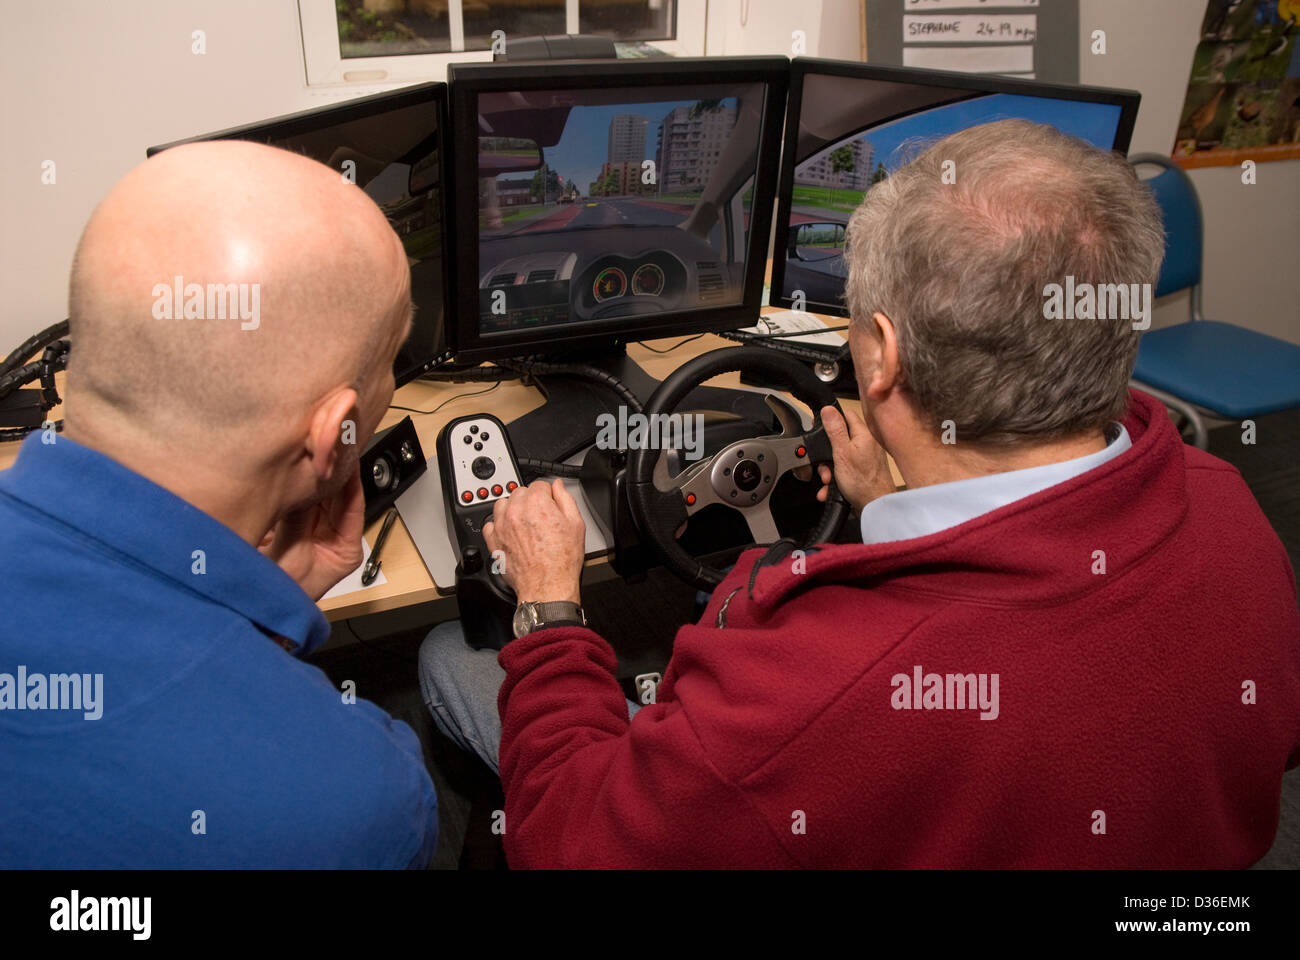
[1129,380,1209,450]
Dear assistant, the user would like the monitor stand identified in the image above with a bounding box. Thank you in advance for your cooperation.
[505,345,777,464]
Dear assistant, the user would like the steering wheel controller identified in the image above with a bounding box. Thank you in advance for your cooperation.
[436,347,849,646]
[627,346,848,591]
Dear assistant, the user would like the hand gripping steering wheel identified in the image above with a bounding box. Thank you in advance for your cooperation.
[627,346,848,590]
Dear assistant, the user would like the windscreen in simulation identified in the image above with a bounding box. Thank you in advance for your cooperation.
[780,74,1126,314]
[474,82,769,337]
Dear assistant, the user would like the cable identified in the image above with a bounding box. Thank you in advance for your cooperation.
[0,360,41,399]
[1,336,70,443]
[389,380,502,416]
[636,333,706,354]
[746,325,849,338]
[499,357,644,414]
[38,339,69,410]
[518,456,583,482]
[0,320,69,379]
[0,358,48,443]
[718,327,850,366]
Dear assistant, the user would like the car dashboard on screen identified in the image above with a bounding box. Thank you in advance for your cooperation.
[473,83,764,337]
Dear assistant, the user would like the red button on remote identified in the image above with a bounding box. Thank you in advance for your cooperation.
[685,493,697,506]
[461,491,473,503]
[795,445,807,458]
[506,481,518,492]
[492,484,503,496]
[477,488,489,500]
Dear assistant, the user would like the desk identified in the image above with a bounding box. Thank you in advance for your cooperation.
[328,327,869,619]
[0,325,896,621]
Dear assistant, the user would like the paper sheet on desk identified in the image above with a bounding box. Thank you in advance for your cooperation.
[742,310,845,349]
[320,537,387,600]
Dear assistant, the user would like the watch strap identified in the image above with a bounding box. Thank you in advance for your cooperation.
[531,601,586,627]
[514,600,586,639]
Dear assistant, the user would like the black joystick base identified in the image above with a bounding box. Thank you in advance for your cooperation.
[454,546,514,652]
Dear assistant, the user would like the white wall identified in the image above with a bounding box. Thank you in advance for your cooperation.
[0,0,394,352]
[705,0,860,61]
[3,0,1297,355]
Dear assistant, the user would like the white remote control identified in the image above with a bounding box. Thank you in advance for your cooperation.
[442,415,522,509]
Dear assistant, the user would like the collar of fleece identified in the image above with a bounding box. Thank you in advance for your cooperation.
[743,389,1191,615]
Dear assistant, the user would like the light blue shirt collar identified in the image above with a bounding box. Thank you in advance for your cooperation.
[859,422,1132,545]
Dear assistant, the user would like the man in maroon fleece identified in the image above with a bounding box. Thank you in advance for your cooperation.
[422,119,1300,867]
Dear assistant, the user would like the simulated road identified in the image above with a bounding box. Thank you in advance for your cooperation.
[490,197,694,236]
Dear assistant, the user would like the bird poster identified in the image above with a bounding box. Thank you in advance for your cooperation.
[1173,0,1300,167]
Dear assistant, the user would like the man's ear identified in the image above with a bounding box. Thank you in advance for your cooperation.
[865,311,901,400]
[305,386,359,483]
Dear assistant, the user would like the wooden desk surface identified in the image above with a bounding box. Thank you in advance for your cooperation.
[0,324,890,622]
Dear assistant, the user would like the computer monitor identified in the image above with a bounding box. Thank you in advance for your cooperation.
[147,82,451,386]
[770,59,1141,318]
[447,57,789,364]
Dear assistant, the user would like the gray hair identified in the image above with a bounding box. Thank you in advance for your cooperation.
[843,118,1165,444]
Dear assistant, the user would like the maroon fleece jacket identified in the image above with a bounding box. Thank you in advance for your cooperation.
[497,390,1300,868]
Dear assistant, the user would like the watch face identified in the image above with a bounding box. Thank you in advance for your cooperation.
[512,603,537,638]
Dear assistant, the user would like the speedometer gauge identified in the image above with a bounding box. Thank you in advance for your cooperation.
[593,266,627,302]
[632,263,665,297]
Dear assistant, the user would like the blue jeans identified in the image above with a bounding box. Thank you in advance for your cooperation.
[418,620,641,776]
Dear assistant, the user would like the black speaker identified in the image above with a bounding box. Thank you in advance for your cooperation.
[360,416,426,525]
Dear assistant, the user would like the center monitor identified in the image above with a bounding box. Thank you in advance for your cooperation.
[448,57,789,364]
[770,59,1140,318]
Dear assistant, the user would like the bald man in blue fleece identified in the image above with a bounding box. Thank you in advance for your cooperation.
[0,141,436,867]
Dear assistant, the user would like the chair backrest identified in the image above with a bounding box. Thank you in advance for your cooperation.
[1129,153,1203,298]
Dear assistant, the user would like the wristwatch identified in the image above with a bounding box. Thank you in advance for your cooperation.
[512,600,587,639]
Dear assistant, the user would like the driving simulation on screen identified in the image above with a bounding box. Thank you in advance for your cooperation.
[779,74,1127,314]
[473,81,769,338]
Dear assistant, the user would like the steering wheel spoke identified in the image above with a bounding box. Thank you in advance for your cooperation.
[653,449,718,515]
[741,503,781,544]
[767,434,815,477]
[677,465,718,515]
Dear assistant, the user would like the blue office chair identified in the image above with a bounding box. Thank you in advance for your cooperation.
[1127,153,1300,449]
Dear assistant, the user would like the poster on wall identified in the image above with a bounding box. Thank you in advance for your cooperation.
[1173,0,1300,168]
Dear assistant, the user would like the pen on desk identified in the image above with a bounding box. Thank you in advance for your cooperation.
[361,508,399,586]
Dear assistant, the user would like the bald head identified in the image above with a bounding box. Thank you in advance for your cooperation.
[67,140,411,447]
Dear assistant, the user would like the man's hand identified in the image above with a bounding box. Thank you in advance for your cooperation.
[814,404,896,515]
[259,463,366,601]
[483,479,585,605]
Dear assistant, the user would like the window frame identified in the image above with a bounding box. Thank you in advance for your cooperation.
[299,0,706,88]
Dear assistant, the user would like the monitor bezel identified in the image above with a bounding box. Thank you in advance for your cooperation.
[447,56,790,365]
[769,57,1142,319]
[147,81,453,386]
